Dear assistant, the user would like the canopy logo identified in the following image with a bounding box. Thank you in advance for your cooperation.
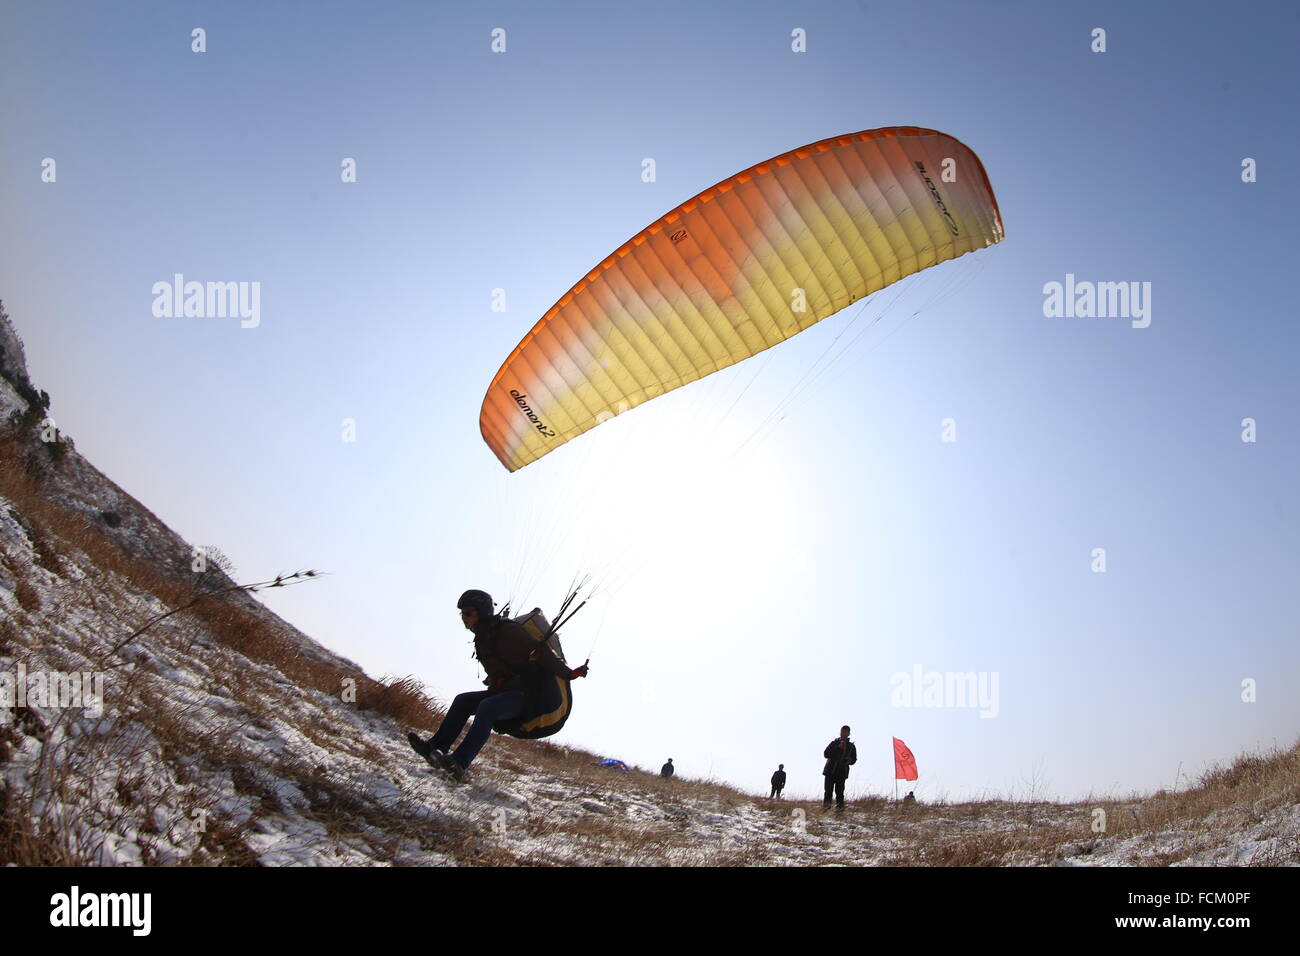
[49,886,151,936]
[913,161,959,236]
[0,664,105,724]
[1042,274,1152,328]
[151,274,261,328]
[510,389,556,438]
[890,665,999,718]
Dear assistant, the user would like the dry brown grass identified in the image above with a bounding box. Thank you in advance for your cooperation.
[883,825,1064,867]
[355,674,444,731]
[0,615,19,655]
[1088,743,1300,843]
[13,578,40,613]
[560,824,686,865]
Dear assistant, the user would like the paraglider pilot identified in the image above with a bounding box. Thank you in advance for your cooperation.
[408,590,588,778]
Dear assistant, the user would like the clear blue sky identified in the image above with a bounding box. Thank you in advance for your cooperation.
[3,0,1297,802]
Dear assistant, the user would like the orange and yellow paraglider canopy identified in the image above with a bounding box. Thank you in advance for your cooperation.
[480,126,1004,472]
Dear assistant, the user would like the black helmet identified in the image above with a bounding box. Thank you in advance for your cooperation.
[457,589,495,620]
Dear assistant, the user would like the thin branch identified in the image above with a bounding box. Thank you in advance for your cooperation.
[99,569,323,665]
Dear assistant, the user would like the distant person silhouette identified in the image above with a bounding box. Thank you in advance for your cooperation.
[770,764,787,799]
[822,725,857,811]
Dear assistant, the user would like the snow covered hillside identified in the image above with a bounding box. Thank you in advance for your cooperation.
[1,301,1296,866]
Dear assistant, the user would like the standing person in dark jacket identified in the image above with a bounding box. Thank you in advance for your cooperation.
[822,725,857,810]
[770,764,787,799]
[660,758,674,778]
[408,590,588,778]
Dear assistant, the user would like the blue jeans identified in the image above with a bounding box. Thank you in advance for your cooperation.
[427,690,525,768]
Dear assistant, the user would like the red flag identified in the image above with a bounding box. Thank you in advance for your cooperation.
[893,737,918,781]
